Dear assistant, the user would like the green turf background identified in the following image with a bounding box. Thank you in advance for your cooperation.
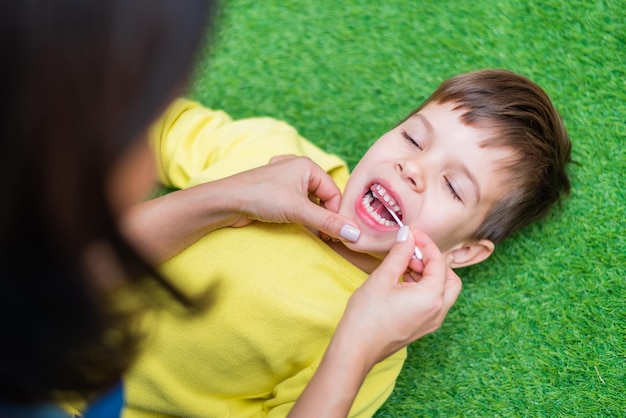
[187,0,625,415]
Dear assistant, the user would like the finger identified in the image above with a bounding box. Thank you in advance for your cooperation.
[407,257,425,274]
[273,156,343,213]
[299,203,361,243]
[230,218,254,228]
[268,154,298,165]
[305,163,344,213]
[428,268,462,330]
[370,227,419,284]
[403,270,423,283]
[318,232,332,242]
[410,227,445,265]
[299,162,361,242]
[442,268,462,310]
[408,227,448,291]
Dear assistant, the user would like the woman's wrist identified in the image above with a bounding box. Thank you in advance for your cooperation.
[288,327,373,418]
[173,180,245,230]
[122,179,246,264]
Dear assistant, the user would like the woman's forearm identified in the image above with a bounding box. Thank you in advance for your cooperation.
[120,179,242,264]
[288,329,371,418]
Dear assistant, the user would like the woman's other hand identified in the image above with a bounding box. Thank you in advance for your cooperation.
[289,226,461,418]
[340,226,462,364]
[229,155,360,242]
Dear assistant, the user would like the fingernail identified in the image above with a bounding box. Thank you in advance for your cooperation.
[396,225,410,242]
[340,224,361,242]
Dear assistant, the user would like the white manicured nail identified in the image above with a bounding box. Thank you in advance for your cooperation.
[396,225,410,242]
[340,224,361,242]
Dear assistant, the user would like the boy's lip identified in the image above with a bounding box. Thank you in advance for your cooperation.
[354,179,405,231]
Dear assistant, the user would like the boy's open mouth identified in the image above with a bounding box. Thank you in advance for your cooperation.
[361,184,402,227]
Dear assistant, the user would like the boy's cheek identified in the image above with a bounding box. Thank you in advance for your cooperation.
[337,191,358,219]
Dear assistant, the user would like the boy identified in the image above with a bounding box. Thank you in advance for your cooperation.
[123,69,571,417]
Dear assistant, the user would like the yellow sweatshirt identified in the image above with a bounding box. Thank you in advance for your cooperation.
[123,99,406,418]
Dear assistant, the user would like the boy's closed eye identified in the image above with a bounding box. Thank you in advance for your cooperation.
[444,176,463,203]
[401,130,423,151]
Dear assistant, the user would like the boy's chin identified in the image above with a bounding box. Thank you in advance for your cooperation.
[342,240,387,260]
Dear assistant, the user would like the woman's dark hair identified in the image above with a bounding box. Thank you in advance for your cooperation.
[0,0,216,404]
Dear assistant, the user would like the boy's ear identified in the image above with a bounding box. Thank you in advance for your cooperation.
[446,239,495,268]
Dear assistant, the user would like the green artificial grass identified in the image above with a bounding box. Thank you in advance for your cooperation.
[187,0,626,415]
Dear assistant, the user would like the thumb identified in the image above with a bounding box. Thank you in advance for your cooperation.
[370,226,417,284]
[299,203,361,243]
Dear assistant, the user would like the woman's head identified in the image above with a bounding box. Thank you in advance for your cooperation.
[2,0,216,234]
[0,0,216,403]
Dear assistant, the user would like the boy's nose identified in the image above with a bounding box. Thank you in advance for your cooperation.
[396,158,426,193]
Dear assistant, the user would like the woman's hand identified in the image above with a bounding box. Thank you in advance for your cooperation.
[228,155,360,240]
[339,226,462,364]
[289,226,461,418]
[122,156,360,263]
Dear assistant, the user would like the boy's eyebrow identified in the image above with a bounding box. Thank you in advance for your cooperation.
[415,112,481,203]
[413,113,433,132]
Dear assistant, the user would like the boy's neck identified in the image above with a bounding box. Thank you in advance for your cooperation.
[324,239,382,274]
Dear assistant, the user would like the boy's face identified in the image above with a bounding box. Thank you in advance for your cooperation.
[339,101,514,266]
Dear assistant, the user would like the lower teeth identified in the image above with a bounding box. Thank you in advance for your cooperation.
[362,192,397,227]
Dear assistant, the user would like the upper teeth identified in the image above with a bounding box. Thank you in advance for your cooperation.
[372,184,401,215]
[361,183,402,227]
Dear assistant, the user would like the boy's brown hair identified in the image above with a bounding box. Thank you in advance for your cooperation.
[410,69,572,244]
